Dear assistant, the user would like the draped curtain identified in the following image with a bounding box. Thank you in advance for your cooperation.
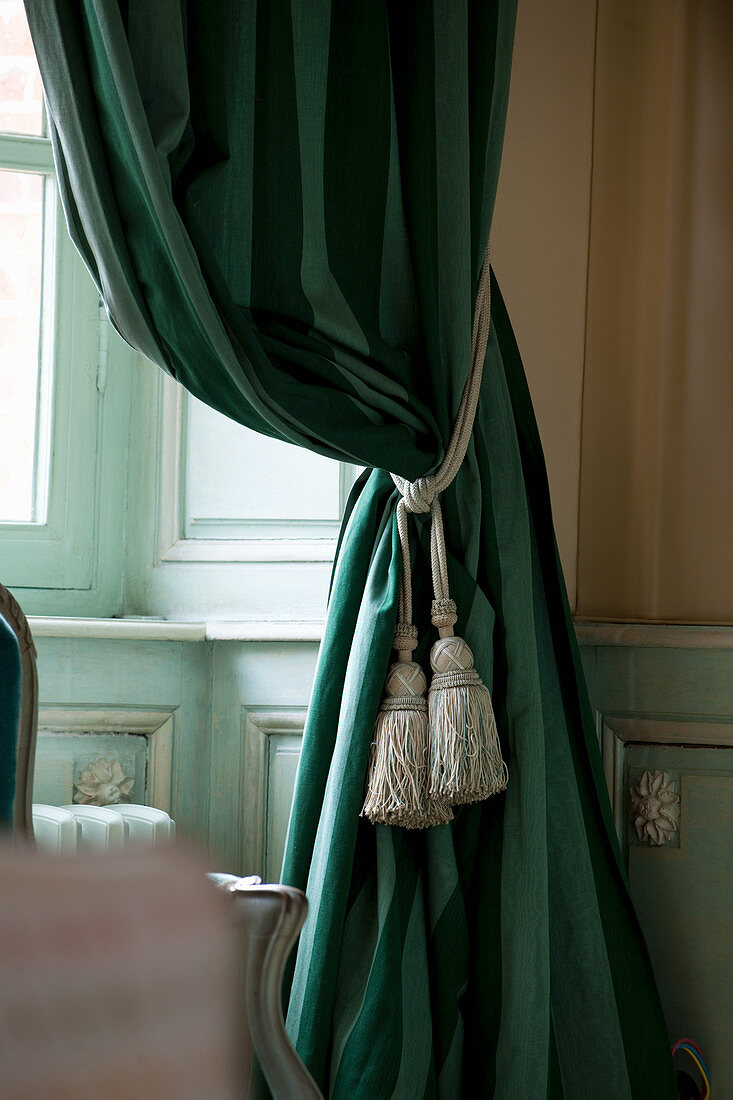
[25,1,675,1095]
[0,616,21,829]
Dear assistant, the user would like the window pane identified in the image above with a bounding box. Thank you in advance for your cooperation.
[0,168,43,521]
[0,0,44,137]
[185,396,342,536]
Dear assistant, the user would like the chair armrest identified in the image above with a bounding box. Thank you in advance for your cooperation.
[216,878,323,1100]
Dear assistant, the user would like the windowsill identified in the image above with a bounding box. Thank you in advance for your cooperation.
[28,617,733,648]
[27,616,325,643]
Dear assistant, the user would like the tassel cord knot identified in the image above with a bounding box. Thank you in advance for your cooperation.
[399,474,438,515]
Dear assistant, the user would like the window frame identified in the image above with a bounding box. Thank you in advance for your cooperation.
[122,365,360,623]
[0,131,113,598]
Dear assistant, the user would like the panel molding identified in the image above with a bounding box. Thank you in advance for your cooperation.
[575,621,733,649]
[38,705,175,813]
[601,714,733,846]
[240,706,306,880]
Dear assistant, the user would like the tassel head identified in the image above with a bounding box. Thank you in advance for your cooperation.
[362,659,452,829]
[428,635,508,805]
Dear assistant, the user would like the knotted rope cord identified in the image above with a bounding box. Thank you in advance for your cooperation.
[395,497,413,629]
[391,239,492,626]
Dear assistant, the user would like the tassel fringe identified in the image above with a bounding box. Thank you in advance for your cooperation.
[362,697,453,828]
[362,660,453,828]
[428,636,508,805]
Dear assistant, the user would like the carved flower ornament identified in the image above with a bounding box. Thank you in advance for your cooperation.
[629,770,680,845]
[74,757,135,806]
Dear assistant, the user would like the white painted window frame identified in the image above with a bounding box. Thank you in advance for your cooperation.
[0,131,128,607]
[158,374,359,564]
[122,363,361,622]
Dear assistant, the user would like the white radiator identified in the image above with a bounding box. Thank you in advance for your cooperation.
[32,804,175,853]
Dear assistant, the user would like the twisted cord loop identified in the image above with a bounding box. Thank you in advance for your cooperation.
[391,238,492,623]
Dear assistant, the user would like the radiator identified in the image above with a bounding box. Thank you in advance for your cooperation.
[32,803,176,853]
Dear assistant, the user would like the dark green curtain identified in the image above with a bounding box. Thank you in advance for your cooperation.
[25,1,674,1095]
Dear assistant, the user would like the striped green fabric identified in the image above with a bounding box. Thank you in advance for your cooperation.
[25,1,675,1095]
[0,615,22,829]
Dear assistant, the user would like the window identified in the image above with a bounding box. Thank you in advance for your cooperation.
[183,396,351,545]
[123,369,360,623]
[0,1,131,614]
[0,166,45,523]
[1,6,51,526]
[1,3,358,624]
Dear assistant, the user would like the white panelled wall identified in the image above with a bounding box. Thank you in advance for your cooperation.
[29,610,733,1098]
[29,619,319,878]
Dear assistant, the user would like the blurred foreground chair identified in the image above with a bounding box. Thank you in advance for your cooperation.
[0,845,322,1099]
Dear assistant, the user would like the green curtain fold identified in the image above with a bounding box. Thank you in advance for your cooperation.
[0,616,22,829]
[25,1,675,1094]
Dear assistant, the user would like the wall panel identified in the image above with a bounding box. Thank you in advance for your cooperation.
[492,0,597,608]
[577,0,733,621]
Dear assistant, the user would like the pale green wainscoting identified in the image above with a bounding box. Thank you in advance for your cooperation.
[30,619,318,877]
[32,618,732,1090]
[577,621,733,1096]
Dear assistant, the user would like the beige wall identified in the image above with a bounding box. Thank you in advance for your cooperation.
[493,0,733,623]
[492,0,596,611]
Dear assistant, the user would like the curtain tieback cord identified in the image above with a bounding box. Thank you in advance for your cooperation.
[362,240,508,828]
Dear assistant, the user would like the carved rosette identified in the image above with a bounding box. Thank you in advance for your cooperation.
[74,757,135,806]
[630,770,680,845]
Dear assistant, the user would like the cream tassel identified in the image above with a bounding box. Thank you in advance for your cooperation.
[365,236,508,827]
[427,599,507,804]
[362,626,452,829]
